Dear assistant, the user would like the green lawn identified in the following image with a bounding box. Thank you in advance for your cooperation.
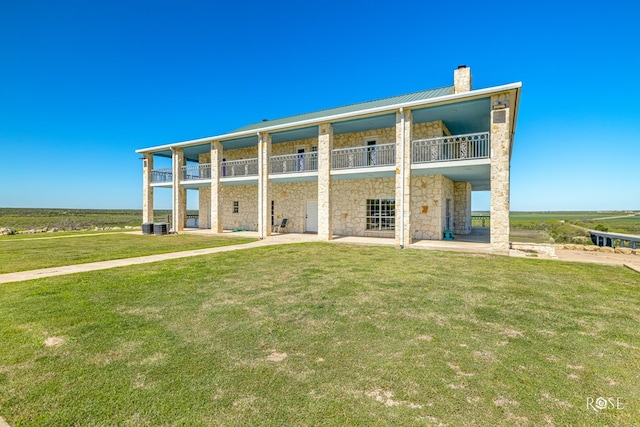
[0,233,256,273]
[1,243,638,425]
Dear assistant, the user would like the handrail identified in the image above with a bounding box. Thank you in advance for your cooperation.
[151,168,173,183]
[222,158,259,177]
[181,163,212,180]
[413,132,490,164]
[270,152,318,174]
[332,143,395,169]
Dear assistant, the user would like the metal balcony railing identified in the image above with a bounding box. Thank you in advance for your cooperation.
[222,158,259,177]
[181,163,212,180]
[151,168,173,183]
[270,152,318,174]
[412,132,490,164]
[331,143,395,170]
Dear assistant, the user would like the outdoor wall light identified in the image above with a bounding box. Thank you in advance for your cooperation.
[492,101,507,110]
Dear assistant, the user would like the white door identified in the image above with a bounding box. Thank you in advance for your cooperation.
[305,200,318,232]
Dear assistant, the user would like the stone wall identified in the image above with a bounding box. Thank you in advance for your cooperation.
[198,152,212,229]
[221,146,259,161]
[454,182,472,234]
[410,175,452,240]
[271,182,317,233]
[271,138,318,156]
[333,127,395,149]
[413,120,451,140]
[332,177,395,237]
[221,184,259,230]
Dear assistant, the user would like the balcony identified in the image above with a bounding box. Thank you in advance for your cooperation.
[222,158,259,177]
[412,132,489,164]
[270,152,318,174]
[332,143,396,170]
[181,163,211,181]
[151,168,173,184]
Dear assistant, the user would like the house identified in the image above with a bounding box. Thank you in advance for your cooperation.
[136,66,521,253]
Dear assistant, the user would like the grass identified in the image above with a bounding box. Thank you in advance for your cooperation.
[0,233,257,274]
[0,243,639,425]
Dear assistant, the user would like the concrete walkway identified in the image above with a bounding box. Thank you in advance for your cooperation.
[2,231,637,285]
[0,233,316,285]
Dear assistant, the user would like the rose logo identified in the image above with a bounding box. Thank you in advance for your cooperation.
[595,397,608,410]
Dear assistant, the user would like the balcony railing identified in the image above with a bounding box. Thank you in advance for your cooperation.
[151,168,173,183]
[222,158,259,177]
[181,163,212,180]
[270,152,318,174]
[332,143,395,170]
[412,132,489,164]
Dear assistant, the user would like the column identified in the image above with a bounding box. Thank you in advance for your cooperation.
[394,109,412,248]
[258,133,271,239]
[210,141,223,233]
[490,94,511,253]
[171,147,186,232]
[318,123,333,240]
[198,153,211,229]
[142,153,154,224]
[454,182,472,235]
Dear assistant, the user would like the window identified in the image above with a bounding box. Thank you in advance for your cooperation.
[366,199,395,231]
[233,201,239,214]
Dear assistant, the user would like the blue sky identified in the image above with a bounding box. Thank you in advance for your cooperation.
[1,0,638,211]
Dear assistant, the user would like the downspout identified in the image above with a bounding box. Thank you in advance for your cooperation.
[399,108,405,249]
[257,132,263,239]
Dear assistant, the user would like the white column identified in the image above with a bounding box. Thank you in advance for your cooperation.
[210,141,223,233]
[171,147,186,232]
[142,153,154,224]
[490,95,511,253]
[258,133,272,239]
[395,109,412,248]
[318,123,333,240]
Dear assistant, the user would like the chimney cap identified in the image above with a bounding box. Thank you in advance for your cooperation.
[457,64,467,69]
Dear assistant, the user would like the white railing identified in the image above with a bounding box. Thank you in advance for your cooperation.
[151,168,173,183]
[331,143,395,170]
[412,132,490,164]
[181,163,212,180]
[222,158,259,177]
[270,152,318,174]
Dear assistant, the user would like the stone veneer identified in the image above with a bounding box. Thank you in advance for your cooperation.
[221,184,259,231]
[490,93,511,253]
[332,177,396,238]
[198,152,211,229]
[271,182,318,233]
[454,182,472,234]
[410,175,453,240]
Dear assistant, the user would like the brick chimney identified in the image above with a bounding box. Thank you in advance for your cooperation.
[454,65,472,93]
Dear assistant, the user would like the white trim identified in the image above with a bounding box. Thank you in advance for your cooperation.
[135,82,522,154]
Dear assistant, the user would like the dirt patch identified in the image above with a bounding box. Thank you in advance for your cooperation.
[365,389,422,409]
[265,351,287,362]
[44,336,66,347]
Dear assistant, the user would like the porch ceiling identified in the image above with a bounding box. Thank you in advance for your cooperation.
[148,97,492,162]
[412,163,491,191]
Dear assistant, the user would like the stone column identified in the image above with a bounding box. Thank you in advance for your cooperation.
[171,147,186,232]
[454,182,472,234]
[258,133,272,239]
[210,141,223,233]
[318,123,333,240]
[197,153,211,229]
[395,110,412,248]
[142,153,154,224]
[490,94,511,253]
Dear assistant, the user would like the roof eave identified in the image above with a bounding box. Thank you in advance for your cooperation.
[136,82,523,154]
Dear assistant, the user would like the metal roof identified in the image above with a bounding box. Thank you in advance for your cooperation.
[231,85,455,133]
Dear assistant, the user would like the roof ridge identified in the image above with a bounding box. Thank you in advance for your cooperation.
[232,84,455,132]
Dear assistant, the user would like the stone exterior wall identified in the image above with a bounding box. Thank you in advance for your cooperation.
[454,182,472,234]
[413,120,451,140]
[333,128,395,149]
[271,182,317,233]
[332,177,395,237]
[410,175,452,240]
[271,138,318,156]
[198,152,211,229]
[221,146,259,161]
[489,93,512,253]
[221,184,259,231]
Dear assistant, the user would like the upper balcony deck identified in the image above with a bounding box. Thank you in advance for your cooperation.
[150,132,490,187]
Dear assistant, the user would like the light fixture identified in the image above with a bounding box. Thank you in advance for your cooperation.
[492,101,507,110]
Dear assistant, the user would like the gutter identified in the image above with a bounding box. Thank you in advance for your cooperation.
[136,82,523,154]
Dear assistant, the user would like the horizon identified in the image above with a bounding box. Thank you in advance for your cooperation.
[1,1,638,211]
